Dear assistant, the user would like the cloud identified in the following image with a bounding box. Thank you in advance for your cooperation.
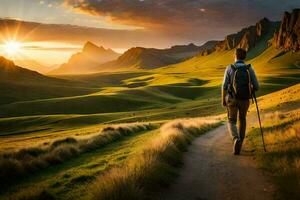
[0,18,170,49]
[23,45,80,51]
[64,0,300,40]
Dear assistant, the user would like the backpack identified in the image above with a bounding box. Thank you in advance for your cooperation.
[229,64,253,100]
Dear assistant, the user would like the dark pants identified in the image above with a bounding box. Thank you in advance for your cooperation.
[226,97,250,143]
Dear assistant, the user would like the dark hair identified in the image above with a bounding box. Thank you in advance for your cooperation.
[235,48,247,60]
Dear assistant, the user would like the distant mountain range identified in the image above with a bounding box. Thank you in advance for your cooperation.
[14,59,56,74]
[50,42,120,74]
[92,41,218,72]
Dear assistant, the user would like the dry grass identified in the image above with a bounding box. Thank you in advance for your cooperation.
[88,118,220,200]
[0,123,156,190]
[246,83,300,199]
[248,109,300,200]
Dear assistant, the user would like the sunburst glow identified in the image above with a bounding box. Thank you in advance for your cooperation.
[4,41,22,55]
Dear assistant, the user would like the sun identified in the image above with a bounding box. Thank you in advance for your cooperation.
[4,41,22,55]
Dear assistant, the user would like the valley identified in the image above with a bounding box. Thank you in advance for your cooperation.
[0,8,299,200]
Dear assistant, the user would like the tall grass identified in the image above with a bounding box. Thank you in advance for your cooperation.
[88,118,221,200]
[248,109,300,200]
[0,123,156,190]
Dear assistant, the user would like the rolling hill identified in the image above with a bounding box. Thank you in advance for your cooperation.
[0,56,97,105]
[50,42,120,74]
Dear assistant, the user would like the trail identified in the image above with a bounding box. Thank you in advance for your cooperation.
[163,125,275,200]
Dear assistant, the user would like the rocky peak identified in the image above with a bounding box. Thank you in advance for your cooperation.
[82,41,105,53]
[256,18,271,36]
[273,9,300,52]
[50,42,120,74]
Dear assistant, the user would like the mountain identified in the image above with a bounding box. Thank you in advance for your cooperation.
[273,9,300,52]
[50,42,120,74]
[214,18,279,52]
[0,56,95,105]
[96,42,218,71]
[14,59,55,74]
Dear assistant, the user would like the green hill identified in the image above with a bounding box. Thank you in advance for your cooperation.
[0,56,97,105]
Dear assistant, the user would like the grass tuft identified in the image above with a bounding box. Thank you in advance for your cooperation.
[0,123,157,191]
[89,118,221,200]
[51,137,78,148]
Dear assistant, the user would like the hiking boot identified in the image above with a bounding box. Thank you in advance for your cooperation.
[233,138,240,155]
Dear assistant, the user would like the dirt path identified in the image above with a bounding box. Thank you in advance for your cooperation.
[163,125,275,200]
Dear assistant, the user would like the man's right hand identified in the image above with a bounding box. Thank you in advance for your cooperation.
[222,89,227,108]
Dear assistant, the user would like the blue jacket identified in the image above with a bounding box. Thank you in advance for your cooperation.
[222,60,259,91]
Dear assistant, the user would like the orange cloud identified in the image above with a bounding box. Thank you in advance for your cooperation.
[0,18,170,49]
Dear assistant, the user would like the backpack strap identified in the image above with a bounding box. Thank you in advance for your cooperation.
[230,64,238,95]
[230,64,237,71]
[230,64,237,83]
[227,64,236,96]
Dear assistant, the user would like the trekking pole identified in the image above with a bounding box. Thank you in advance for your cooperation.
[253,92,267,152]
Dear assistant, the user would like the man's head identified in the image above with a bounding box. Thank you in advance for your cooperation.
[235,48,247,61]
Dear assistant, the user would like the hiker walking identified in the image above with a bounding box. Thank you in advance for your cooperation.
[222,48,259,155]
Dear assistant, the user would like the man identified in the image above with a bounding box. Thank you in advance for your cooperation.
[222,48,259,155]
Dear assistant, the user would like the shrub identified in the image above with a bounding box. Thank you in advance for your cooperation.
[51,137,77,148]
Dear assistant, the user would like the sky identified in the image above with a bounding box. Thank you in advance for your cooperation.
[0,0,299,65]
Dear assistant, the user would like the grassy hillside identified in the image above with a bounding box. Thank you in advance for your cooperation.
[0,123,159,199]
[1,44,299,137]
[155,46,300,95]
[246,84,300,200]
